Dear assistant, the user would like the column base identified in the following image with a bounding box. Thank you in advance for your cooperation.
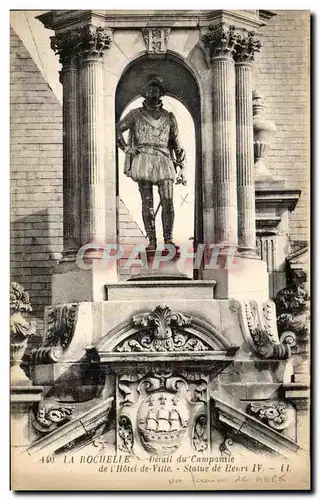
[203,253,269,300]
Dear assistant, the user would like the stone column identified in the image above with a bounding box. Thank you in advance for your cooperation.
[234,32,261,254]
[51,32,81,260]
[77,26,111,252]
[202,25,238,248]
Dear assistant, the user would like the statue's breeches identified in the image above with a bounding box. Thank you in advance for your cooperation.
[129,152,176,183]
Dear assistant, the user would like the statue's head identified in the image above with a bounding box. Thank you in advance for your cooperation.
[142,75,166,105]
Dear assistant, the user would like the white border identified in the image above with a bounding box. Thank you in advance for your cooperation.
[2,2,317,498]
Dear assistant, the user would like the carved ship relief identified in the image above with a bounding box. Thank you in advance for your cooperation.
[138,392,189,455]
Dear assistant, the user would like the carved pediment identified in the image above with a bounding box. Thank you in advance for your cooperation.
[93,304,239,360]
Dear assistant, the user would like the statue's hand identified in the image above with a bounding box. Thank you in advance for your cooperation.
[176,168,187,186]
[125,147,140,156]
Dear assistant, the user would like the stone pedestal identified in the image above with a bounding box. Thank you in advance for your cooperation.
[11,386,43,450]
[255,184,300,298]
[129,247,191,281]
[203,253,269,301]
[29,278,297,458]
[52,259,118,304]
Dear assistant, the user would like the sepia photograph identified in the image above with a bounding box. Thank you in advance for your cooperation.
[9,8,310,491]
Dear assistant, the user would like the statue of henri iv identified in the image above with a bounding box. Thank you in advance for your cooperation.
[116,75,186,250]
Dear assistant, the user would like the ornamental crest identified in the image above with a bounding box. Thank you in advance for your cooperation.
[142,28,171,54]
[138,391,189,455]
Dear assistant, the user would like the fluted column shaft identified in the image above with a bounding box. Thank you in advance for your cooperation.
[202,26,261,251]
[234,31,261,253]
[212,55,238,246]
[235,61,255,252]
[60,61,80,258]
[51,27,111,255]
[79,57,105,246]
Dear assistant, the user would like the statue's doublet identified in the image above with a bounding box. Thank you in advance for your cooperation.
[123,107,177,183]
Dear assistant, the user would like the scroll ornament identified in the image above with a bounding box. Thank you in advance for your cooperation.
[247,401,294,431]
[10,282,36,385]
[33,403,75,433]
[31,303,78,364]
[238,299,296,359]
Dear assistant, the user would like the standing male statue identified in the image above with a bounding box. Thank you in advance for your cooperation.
[116,75,186,251]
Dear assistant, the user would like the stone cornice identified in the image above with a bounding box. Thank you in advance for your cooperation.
[50,25,111,65]
[37,9,269,31]
[255,188,301,213]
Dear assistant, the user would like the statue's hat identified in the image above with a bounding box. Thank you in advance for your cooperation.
[142,74,166,97]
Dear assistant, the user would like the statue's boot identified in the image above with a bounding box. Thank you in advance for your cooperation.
[161,197,175,247]
[141,198,157,250]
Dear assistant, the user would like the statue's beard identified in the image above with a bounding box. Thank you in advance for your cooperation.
[143,97,163,109]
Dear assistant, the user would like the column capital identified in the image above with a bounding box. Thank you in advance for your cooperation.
[234,30,261,63]
[50,30,80,66]
[201,24,238,60]
[51,25,111,66]
[201,24,261,63]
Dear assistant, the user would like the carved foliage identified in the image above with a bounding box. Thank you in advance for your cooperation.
[192,414,208,452]
[219,437,234,457]
[51,26,111,65]
[10,282,32,313]
[44,303,78,351]
[77,25,111,60]
[202,24,238,59]
[234,31,261,62]
[118,416,133,454]
[50,30,81,66]
[31,303,78,363]
[142,28,171,54]
[247,401,294,431]
[115,305,209,353]
[202,25,261,62]
[10,282,35,342]
[275,283,310,342]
